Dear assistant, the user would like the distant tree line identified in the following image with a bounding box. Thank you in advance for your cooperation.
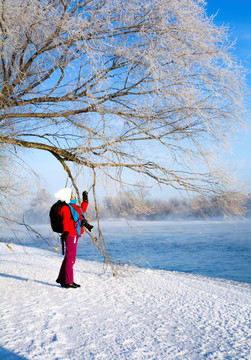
[92,191,251,220]
[24,189,250,225]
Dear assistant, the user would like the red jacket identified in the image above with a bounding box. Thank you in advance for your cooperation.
[60,201,89,235]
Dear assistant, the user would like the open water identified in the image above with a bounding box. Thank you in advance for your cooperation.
[76,219,251,284]
[3,219,251,284]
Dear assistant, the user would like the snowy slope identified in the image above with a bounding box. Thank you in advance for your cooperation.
[0,243,250,360]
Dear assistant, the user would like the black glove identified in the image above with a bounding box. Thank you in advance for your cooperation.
[82,191,89,202]
[61,231,69,242]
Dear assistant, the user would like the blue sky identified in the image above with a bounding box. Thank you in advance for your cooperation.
[23,0,251,199]
[205,0,251,194]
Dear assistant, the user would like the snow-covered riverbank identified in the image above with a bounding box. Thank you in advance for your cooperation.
[0,243,250,359]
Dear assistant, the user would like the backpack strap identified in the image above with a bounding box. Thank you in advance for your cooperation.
[68,204,85,236]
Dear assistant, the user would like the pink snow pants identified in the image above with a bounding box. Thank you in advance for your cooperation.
[58,235,80,284]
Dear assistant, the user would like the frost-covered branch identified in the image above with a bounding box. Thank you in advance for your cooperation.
[0,0,247,228]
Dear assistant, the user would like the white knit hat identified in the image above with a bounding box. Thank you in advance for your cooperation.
[54,188,72,204]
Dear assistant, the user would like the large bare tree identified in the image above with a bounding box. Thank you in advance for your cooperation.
[0,0,247,259]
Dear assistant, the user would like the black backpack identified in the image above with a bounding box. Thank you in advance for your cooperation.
[49,200,93,235]
[49,200,67,233]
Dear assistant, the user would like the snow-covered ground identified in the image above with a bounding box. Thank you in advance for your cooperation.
[0,243,250,360]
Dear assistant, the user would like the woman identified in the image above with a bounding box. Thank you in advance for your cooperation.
[54,188,89,288]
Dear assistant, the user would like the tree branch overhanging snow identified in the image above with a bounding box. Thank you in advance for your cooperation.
[0,0,248,240]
